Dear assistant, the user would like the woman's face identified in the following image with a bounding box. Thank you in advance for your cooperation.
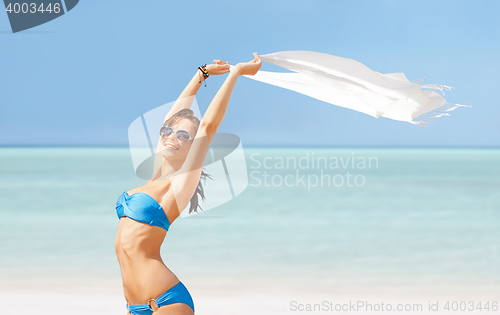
[160,118,197,162]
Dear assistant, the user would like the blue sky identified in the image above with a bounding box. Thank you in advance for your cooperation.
[1,0,499,147]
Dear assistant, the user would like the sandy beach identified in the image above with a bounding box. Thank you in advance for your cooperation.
[1,280,498,315]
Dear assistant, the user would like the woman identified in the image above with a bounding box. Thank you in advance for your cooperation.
[115,53,262,315]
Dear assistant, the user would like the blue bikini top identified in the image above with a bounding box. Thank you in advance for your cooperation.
[116,191,171,231]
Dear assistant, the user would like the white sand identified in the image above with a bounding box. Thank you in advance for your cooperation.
[1,282,497,315]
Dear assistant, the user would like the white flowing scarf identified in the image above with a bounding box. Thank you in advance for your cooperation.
[233,51,470,126]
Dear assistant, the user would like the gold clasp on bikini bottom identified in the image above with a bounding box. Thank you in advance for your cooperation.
[148,298,159,312]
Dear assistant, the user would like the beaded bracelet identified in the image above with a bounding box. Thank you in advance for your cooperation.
[198,64,209,87]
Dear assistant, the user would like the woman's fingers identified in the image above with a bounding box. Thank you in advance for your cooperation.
[213,60,231,69]
[254,52,261,64]
[214,59,229,65]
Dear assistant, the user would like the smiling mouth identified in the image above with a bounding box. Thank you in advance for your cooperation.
[164,144,178,151]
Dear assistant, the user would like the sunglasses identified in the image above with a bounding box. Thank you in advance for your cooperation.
[159,126,193,144]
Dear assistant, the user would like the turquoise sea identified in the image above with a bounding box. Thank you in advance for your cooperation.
[0,147,499,298]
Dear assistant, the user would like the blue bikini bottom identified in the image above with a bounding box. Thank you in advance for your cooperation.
[126,281,195,315]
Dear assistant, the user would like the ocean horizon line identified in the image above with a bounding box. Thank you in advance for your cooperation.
[1,144,499,149]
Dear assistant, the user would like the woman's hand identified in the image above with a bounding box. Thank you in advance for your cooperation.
[233,52,262,76]
[205,60,231,76]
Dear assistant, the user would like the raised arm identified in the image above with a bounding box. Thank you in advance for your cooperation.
[162,60,231,124]
[148,60,231,182]
[202,53,262,135]
[168,53,262,215]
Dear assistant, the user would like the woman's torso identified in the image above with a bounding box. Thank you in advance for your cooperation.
[114,179,181,304]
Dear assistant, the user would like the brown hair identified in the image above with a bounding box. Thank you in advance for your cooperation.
[164,108,213,214]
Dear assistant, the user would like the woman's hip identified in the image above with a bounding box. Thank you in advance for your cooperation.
[121,258,180,305]
[126,281,195,315]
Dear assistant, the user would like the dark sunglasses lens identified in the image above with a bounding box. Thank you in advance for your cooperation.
[176,130,191,143]
[160,126,173,137]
